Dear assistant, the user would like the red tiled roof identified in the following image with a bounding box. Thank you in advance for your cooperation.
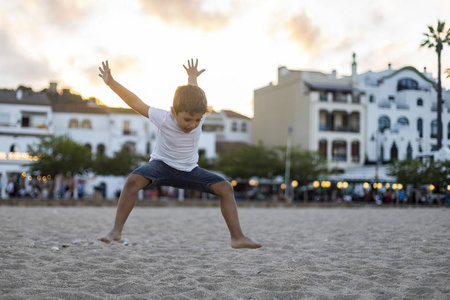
[222,110,251,120]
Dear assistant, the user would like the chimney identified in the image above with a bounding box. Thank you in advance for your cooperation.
[49,82,58,94]
[16,89,23,100]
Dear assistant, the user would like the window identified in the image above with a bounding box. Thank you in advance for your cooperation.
[69,119,79,128]
[231,122,237,132]
[123,120,131,135]
[81,119,92,129]
[123,142,135,152]
[332,141,347,162]
[390,142,398,161]
[417,98,423,106]
[0,113,10,126]
[85,144,92,153]
[431,120,437,138]
[369,94,375,103]
[241,122,247,132]
[378,116,390,132]
[417,118,423,138]
[21,112,47,128]
[21,115,30,127]
[318,140,327,158]
[397,117,409,126]
[97,144,105,156]
[407,143,413,159]
[397,78,418,91]
[351,141,360,162]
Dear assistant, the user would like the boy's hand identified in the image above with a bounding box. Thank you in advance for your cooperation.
[98,60,114,86]
[183,59,205,86]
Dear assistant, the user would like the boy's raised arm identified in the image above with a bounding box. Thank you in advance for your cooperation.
[183,59,205,86]
[98,60,150,118]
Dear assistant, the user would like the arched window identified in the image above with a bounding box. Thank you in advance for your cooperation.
[81,119,92,129]
[397,117,409,126]
[378,116,390,132]
[10,144,19,153]
[69,119,78,128]
[417,98,423,106]
[390,142,398,161]
[431,120,437,138]
[97,144,105,156]
[369,94,375,103]
[397,78,418,91]
[123,142,136,152]
[85,144,92,153]
[417,118,423,138]
[406,143,413,159]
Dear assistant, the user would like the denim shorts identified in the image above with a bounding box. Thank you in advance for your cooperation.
[131,160,225,195]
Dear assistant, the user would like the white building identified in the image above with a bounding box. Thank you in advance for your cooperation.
[360,65,450,162]
[0,83,251,199]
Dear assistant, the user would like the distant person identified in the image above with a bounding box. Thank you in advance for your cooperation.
[6,181,15,198]
[98,59,261,249]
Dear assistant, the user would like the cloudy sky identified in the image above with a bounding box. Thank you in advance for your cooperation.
[1,0,450,117]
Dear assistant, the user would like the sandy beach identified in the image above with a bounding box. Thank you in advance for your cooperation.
[0,206,449,299]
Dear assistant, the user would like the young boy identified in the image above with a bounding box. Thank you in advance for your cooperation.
[98,59,261,249]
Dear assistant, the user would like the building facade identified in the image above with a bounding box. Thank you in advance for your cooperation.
[360,65,450,162]
[252,55,366,172]
[0,84,251,199]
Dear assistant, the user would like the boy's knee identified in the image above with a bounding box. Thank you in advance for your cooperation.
[212,181,234,197]
[124,175,150,192]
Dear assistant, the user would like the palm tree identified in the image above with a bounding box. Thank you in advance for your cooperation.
[421,20,450,150]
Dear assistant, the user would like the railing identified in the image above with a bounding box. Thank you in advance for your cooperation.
[319,125,360,132]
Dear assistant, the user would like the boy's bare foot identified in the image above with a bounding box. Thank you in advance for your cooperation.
[231,236,262,249]
[98,230,122,244]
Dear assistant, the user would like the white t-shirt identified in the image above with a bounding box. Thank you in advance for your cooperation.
[148,107,205,172]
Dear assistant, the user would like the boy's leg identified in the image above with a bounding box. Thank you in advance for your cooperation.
[99,174,150,243]
[210,181,262,249]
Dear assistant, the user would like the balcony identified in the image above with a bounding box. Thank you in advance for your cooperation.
[0,121,52,136]
[319,124,360,133]
[123,129,137,136]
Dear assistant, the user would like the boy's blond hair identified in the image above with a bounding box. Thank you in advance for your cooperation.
[172,85,212,115]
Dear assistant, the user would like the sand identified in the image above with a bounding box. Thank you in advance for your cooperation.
[0,206,449,299]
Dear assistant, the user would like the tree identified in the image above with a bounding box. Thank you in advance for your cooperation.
[215,142,335,183]
[27,135,92,177]
[386,159,428,188]
[93,145,147,176]
[387,159,450,204]
[421,20,450,150]
[275,146,335,183]
[216,142,280,179]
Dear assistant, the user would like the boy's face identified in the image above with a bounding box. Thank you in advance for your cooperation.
[171,107,204,133]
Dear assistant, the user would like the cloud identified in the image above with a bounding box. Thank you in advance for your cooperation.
[137,0,230,31]
[83,53,141,86]
[17,0,94,28]
[0,28,54,87]
[284,12,322,55]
